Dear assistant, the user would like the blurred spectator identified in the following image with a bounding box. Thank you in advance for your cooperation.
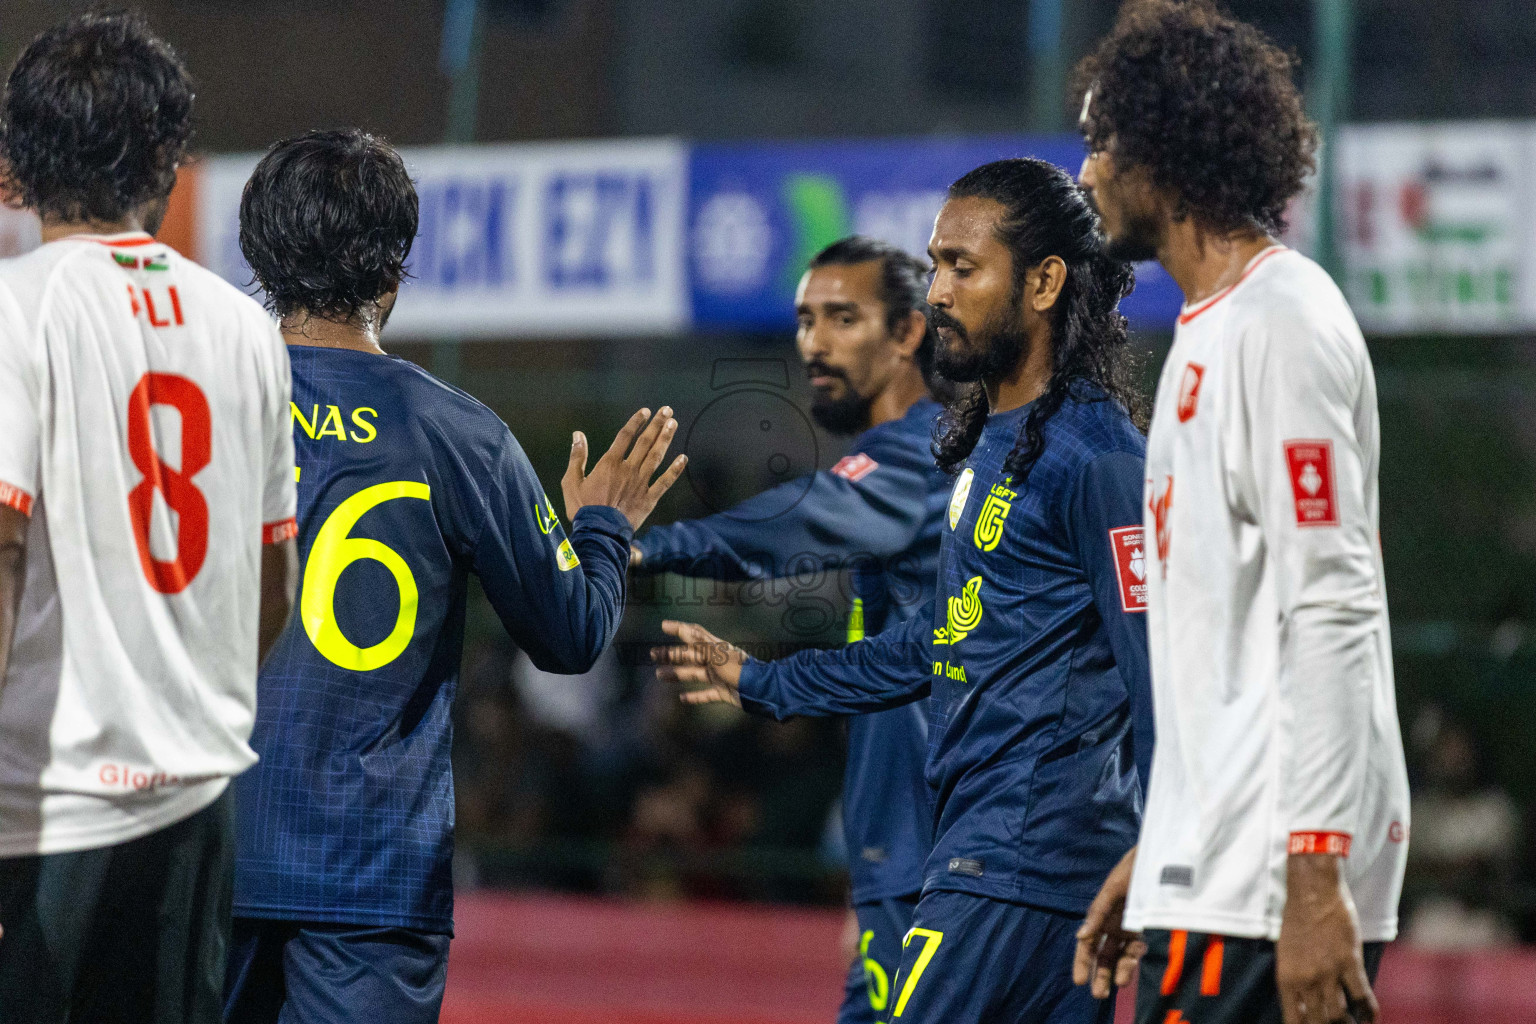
[1404,706,1522,948]
[453,631,847,905]
[511,645,625,749]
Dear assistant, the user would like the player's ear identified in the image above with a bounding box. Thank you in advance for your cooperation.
[893,309,926,360]
[1028,256,1068,313]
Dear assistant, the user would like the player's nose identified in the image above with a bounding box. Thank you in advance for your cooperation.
[1078,153,1097,189]
[926,271,950,309]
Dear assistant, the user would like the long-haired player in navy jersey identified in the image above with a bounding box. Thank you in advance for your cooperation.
[223,129,686,1024]
[655,159,1154,1024]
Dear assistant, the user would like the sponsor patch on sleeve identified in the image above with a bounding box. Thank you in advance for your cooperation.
[831,452,879,482]
[0,480,33,517]
[1288,830,1352,857]
[556,538,581,571]
[1283,440,1339,527]
[1108,525,1148,612]
[262,517,298,544]
[1176,362,1205,422]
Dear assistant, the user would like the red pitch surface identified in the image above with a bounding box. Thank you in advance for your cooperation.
[442,892,1536,1024]
[442,892,1133,1024]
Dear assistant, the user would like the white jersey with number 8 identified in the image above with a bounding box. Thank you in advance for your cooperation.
[0,232,295,857]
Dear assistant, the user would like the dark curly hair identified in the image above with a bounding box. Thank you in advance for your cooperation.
[931,159,1144,478]
[239,128,418,323]
[1075,0,1318,235]
[0,11,193,226]
[807,235,942,393]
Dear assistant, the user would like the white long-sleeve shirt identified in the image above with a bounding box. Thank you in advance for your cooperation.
[1124,246,1409,942]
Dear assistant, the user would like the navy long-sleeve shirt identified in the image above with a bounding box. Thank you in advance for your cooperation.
[738,392,1154,914]
[637,397,947,903]
[235,346,631,932]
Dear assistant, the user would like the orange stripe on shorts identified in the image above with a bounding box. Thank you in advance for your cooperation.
[1160,930,1188,996]
[1200,936,1225,996]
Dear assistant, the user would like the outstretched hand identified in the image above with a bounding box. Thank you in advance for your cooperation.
[563,407,688,533]
[1073,845,1145,1000]
[651,620,747,707]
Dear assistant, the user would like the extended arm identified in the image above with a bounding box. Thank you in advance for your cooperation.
[478,410,685,674]
[634,453,930,580]
[654,603,934,719]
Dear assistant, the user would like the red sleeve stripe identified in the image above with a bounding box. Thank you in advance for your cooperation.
[1288,831,1352,857]
[0,481,33,517]
[262,517,299,544]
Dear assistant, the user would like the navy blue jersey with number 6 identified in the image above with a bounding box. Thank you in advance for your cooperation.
[233,345,632,933]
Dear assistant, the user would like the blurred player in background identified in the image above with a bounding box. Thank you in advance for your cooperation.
[0,13,297,1023]
[632,236,947,1023]
[1072,4,1409,1024]
[224,129,685,1024]
[655,158,1153,1024]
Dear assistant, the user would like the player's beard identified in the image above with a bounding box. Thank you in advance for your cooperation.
[930,287,1030,387]
[1103,205,1162,263]
[807,361,872,436]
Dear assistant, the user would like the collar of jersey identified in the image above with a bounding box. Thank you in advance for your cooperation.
[1176,244,1288,326]
[58,231,158,247]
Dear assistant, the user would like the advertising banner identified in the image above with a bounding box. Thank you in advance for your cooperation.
[196,138,691,338]
[687,135,1186,333]
[1336,122,1536,333]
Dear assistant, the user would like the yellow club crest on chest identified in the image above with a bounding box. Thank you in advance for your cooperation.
[973,480,1016,552]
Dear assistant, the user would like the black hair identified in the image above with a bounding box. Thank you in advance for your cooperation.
[239,128,419,323]
[931,158,1144,478]
[1076,0,1318,236]
[808,235,942,394]
[0,11,193,225]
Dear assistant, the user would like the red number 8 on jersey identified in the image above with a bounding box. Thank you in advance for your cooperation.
[127,373,211,594]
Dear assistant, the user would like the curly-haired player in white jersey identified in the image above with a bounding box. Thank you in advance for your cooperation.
[1071,4,1409,1024]
[0,13,298,1022]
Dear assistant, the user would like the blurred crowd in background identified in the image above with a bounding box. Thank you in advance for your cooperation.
[5,0,1536,947]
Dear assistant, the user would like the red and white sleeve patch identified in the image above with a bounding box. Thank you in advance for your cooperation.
[1288,831,1352,857]
[1176,362,1205,422]
[831,453,879,482]
[1283,440,1338,527]
[1108,525,1148,612]
[262,517,299,544]
[0,480,33,517]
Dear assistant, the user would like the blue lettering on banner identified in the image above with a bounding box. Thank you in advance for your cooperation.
[687,135,1185,332]
[543,172,659,290]
[413,178,511,289]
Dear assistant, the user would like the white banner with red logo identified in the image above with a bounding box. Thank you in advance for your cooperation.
[1336,121,1536,333]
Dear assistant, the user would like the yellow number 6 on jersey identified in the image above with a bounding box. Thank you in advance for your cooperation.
[301,480,430,671]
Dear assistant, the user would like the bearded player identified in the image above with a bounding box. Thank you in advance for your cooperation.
[633,236,946,1023]
[655,159,1154,1024]
[223,129,685,1024]
[1071,5,1410,1024]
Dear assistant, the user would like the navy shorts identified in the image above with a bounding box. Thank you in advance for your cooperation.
[838,895,919,1024]
[883,890,1114,1024]
[223,917,450,1024]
